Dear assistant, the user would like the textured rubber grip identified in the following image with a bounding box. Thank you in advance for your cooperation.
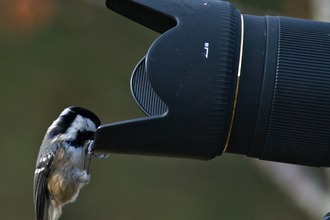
[130,57,168,116]
[260,16,330,167]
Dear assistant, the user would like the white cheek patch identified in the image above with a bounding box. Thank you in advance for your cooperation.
[61,116,97,141]
[85,118,97,131]
[60,115,83,140]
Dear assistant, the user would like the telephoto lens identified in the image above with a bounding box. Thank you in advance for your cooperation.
[94,0,330,167]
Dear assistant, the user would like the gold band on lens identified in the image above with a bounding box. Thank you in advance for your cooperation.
[223,14,244,152]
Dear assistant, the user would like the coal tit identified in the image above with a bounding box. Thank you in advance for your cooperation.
[33,106,108,220]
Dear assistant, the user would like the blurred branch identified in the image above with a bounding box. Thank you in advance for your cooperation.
[256,161,330,219]
[311,0,330,21]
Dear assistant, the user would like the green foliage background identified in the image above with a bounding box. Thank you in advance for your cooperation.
[0,0,314,219]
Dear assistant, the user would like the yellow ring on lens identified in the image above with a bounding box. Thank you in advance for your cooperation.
[223,14,244,152]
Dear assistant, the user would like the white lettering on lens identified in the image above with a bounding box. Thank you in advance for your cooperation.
[204,42,209,58]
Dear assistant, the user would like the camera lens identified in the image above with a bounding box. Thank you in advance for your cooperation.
[227,15,330,167]
[96,0,330,167]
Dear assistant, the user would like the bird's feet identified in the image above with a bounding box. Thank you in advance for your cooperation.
[85,140,110,174]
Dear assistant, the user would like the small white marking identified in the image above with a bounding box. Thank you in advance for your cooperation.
[40,153,52,163]
[204,42,209,58]
[35,167,45,174]
[60,108,74,116]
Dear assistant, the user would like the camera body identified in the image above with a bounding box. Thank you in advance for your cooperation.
[94,0,330,167]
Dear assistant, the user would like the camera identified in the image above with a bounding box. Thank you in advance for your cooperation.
[94,0,330,167]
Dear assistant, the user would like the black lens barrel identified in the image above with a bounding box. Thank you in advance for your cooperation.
[227,15,330,167]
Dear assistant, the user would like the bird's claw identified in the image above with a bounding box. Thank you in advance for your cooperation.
[85,140,110,174]
[86,140,110,159]
[92,152,110,159]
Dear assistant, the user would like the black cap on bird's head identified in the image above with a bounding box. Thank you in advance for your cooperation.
[68,106,101,128]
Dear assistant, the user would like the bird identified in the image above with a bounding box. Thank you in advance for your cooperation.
[33,106,108,220]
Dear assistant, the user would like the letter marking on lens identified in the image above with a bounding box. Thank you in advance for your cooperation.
[204,42,209,58]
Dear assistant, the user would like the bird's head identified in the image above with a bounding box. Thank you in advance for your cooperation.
[46,106,101,147]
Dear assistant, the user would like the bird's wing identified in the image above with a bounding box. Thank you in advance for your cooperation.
[33,141,59,220]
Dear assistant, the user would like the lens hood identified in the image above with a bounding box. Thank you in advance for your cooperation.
[94,0,242,160]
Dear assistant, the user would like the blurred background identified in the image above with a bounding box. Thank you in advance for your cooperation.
[0,0,329,219]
